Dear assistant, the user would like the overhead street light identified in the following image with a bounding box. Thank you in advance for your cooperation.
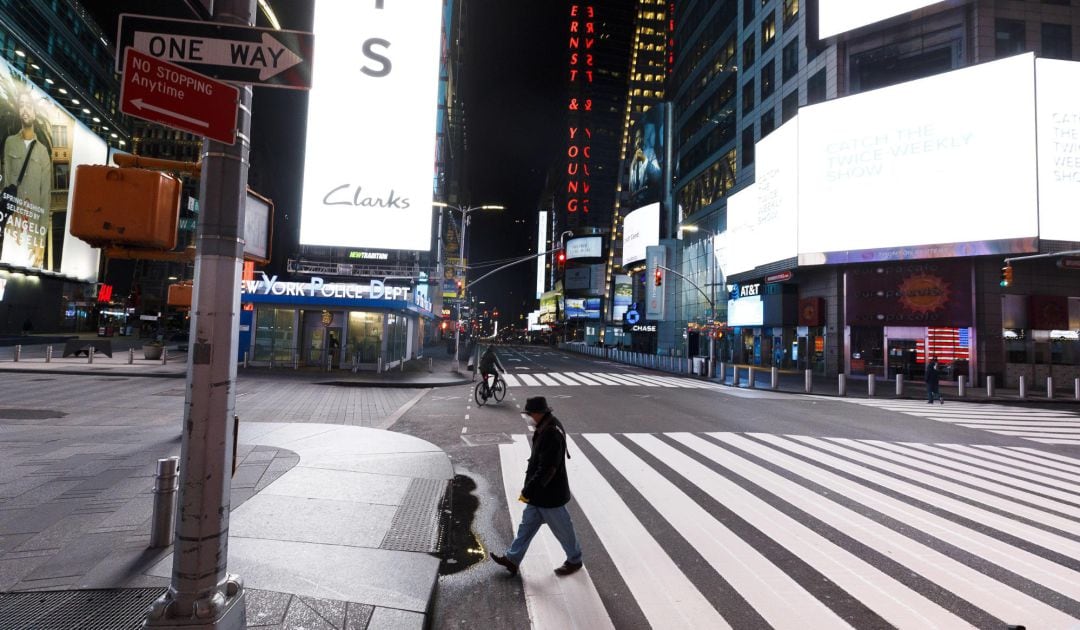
[433,202,505,365]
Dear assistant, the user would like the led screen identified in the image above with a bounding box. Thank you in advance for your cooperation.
[627,105,666,207]
[798,54,1038,265]
[536,210,547,298]
[566,236,601,259]
[299,0,442,250]
[727,295,763,327]
[1036,58,1080,242]
[622,202,660,266]
[818,0,945,39]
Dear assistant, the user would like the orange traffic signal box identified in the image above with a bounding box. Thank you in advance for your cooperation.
[70,165,182,250]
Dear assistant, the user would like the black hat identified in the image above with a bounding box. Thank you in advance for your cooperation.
[523,396,550,414]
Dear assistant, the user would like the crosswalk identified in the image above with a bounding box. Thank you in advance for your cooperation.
[500,371,724,389]
[498,432,1080,628]
[839,398,1080,445]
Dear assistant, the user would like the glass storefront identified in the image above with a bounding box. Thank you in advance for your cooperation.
[254,308,296,363]
[347,312,383,365]
[386,313,408,364]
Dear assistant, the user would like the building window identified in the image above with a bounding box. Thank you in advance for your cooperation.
[807,68,826,105]
[783,0,799,27]
[1042,23,1073,60]
[761,108,776,137]
[743,0,755,27]
[761,12,777,51]
[742,78,755,114]
[742,125,755,166]
[760,60,775,99]
[782,38,799,82]
[781,89,798,122]
[743,35,756,68]
[995,19,1026,59]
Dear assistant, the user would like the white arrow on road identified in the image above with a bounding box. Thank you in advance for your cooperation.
[129,98,208,127]
[133,31,303,80]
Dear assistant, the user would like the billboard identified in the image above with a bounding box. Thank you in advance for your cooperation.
[1036,58,1080,243]
[818,1,945,39]
[565,297,601,320]
[627,105,666,207]
[566,235,601,259]
[299,0,442,251]
[645,245,666,320]
[622,202,660,266]
[612,274,632,322]
[536,210,548,298]
[0,59,102,281]
[845,261,972,327]
[798,54,1038,265]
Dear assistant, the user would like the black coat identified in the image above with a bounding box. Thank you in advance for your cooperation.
[521,413,571,508]
[925,362,940,386]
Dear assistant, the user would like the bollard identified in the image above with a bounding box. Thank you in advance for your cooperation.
[128,348,134,364]
[733,367,741,387]
[1075,377,1079,401]
[895,374,904,397]
[1018,375,1026,400]
[986,375,995,398]
[428,357,433,373]
[748,367,756,389]
[88,346,95,364]
[838,374,847,397]
[868,374,876,398]
[161,347,168,365]
[13,344,20,362]
[45,345,53,363]
[294,352,300,370]
[1046,376,1053,400]
[771,366,779,390]
[150,456,180,549]
[719,362,727,384]
[269,354,275,369]
[958,375,966,398]
[243,351,249,369]
[805,369,813,393]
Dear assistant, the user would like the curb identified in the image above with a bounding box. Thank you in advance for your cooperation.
[0,366,184,379]
[706,378,1080,405]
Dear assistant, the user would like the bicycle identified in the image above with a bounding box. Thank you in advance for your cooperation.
[474,372,507,406]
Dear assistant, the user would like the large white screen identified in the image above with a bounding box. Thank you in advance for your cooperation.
[819,0,944,39]
[298,0,442,251]
[1036,58,1080,242]
[622,202,660,265]
[566,236,602,259]
[798,54,1038,264]
[60,125,106,282]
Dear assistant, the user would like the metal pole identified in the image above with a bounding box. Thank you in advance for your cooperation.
[1074,377,1079,401]
[1046,376,1053,399]
[1018,375,1027,400]
[958,375,966,398]
[771,366,778,390]
[895,374,903,397]
[46,345,52,363]
[454,207,468,366]
[146,2,251,625]
[986,375,995,398]
[161,347,168,366]
[88,346,94,364]
[243,351,249,369]
[805,369,813,393]
[13,344,20,362]
[149,456,179,549]
[128,347,134,364]
[748,366,756,389]
[868,373,876,397]
[838,374,847,397]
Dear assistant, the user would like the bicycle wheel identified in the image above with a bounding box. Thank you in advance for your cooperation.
[492,379,506,402]
[474,380,489,406]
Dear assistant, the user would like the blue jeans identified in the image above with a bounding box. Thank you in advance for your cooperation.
[505,503,582,566]
[927,385,940,402]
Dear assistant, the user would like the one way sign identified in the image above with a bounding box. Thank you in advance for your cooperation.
[116,14,314,90]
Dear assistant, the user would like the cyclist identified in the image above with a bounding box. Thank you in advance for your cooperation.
[479,345,506,393]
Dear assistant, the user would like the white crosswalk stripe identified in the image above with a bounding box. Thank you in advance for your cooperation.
[500,371,727,390]
[498,432,1080,628]
[837,398,1080,445]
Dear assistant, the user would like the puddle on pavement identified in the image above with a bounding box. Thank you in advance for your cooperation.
[438,474,485,575]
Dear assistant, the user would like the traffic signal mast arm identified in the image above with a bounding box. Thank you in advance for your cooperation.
[1001,249,1080,286]
[655,264,714,311]
[465,246,565,290]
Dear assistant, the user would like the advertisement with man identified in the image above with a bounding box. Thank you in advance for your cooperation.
[627,105,666,207]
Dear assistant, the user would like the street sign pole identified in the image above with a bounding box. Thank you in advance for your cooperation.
[145,1,252,628]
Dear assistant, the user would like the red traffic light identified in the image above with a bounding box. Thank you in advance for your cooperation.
[654,268,663,287]
[557,251,566,265]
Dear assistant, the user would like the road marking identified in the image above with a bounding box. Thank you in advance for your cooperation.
[518,374,542,387]
[535,374,561,386]
[464,414,470,421]
[462,426,467,434]
[548,373,581,386]
[502,373,521,387]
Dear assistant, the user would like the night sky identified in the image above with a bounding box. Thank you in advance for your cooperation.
[81,0,566,328]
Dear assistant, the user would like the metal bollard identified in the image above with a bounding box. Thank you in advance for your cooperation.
[748,367,756,389]
[958,375,966,398]
[720,362,727,384]
[868,374,876,398]
[838,374,847,397]
[294,352,300,370]
[150,456,179,549]
[46,345,53,363]
[128,347,134,364]
[244,351,249,369]
[1075,377,1079,401]
[986,375,995,398]
[88,346,95,364]
[895,374,904,397]
[1047,376,1053,400]
[161,347,168,365]
[428,357,433,373]
[1018,375,1027,400]
[771,367,779,390]
[805,369,813,393]
[13,344,20,362]
[733,367,741,387]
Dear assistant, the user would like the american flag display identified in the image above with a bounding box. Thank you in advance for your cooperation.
[916,327,971,364]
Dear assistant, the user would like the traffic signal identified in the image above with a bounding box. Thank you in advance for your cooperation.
[1000,264,1013,287]
[440,320,448,331]
[654,268,663,287]
[557,251,566,267]
[457,280,464,297]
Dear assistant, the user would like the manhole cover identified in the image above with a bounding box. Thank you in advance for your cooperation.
[0,587,165,630]
[0,408,67,420]
[460,432,513,447]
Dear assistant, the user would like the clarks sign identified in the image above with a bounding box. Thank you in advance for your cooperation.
[242,273,432,311]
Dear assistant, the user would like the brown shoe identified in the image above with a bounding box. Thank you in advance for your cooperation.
[554,561,583,576]
[491,553,518,576]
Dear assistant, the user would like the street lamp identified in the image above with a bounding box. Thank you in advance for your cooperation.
[433,201,505,365]
[679,223,718,373]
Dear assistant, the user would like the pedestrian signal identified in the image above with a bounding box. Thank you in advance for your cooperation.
[1000,264,1013,287]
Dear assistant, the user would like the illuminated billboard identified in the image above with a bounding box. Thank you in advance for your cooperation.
[0,59,103,281]
[627,105,666,207]
[1036,58,1080,243]
[299,0,442,251]
[566,236,601,259]
[798,54,1038,265]
[818,0,945,39]
[622,202,660,266]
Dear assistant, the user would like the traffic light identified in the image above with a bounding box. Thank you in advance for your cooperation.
[654,267,663,287]
[1000,264,1013,287]
[457,280,464,297]
[557,251,566,268]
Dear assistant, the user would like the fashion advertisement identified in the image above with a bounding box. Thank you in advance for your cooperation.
[627,105,665,207]
[1,63,67,270]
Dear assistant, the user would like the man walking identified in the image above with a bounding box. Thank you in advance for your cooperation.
[926,356,944,404]
[491,396,583,577]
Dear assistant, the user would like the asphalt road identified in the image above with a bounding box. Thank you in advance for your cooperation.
[390,345,1080,629]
